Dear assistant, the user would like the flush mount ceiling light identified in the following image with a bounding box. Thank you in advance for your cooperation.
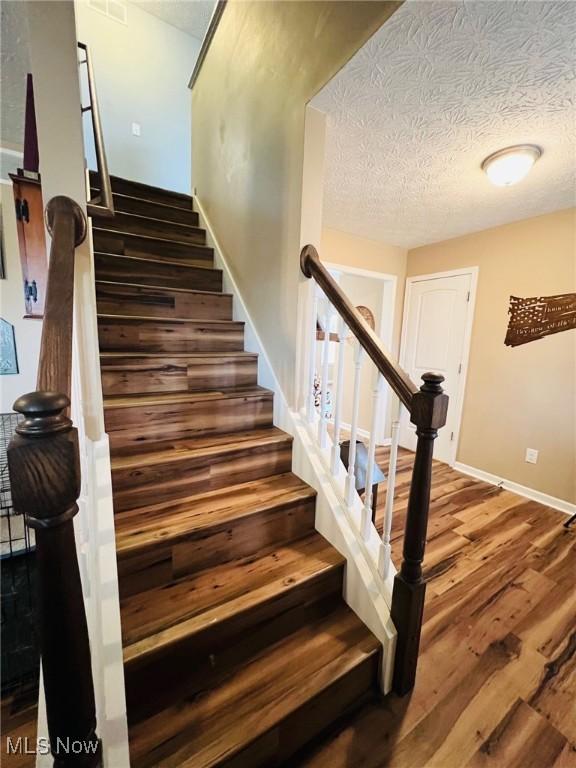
[481,145,542,187]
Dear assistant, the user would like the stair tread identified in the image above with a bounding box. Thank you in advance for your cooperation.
[121,533,344,659]
[94,251,219,272]
[115,472,316,556]
[111,427,291,467]
[104,386,272,409]
[93,226,211,251]
[94,209,204,234]
[92,188,195,215]
[128,605,379,768]
[98,313,242,325]
[95,279,232,298]
[100,351,257,359]
[91,172,193,206]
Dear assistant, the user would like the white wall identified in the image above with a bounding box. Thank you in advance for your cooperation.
[0,182,43,412]
[75,0,201,193]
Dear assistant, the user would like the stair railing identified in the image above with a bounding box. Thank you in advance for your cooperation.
[7,197,102,766]
[300,244,448,694]
[78,42,114,218]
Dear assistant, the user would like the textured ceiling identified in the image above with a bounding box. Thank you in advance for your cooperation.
[312,0,576,249]
[0,1,31,148]
[130,0,216,41]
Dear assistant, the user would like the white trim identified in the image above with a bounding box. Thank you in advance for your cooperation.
[454,462,576,516]
[324,261,398,283]
[399,266,479,466]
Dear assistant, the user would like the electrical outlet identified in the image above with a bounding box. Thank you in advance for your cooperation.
[525,448,538,464]
[131,122,141,137]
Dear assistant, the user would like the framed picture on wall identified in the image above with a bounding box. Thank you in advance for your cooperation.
[0,318,19,375]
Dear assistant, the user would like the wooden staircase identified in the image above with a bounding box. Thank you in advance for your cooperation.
[92,174,381,767]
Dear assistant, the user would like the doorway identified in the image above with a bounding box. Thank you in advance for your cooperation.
[399,267,478,465]
[325,263,397,444]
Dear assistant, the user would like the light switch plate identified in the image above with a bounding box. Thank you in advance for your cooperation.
[525,448,538,464]
[132,122,141,137]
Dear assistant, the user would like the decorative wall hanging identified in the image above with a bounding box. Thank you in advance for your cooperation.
[356,305,376,330]
[505,293,576,347]
[0,319,19,374]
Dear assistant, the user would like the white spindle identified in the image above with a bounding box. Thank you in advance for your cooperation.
[306,288,319,423]
[361,371,384,540]
[318,304,334,448]
[345,341,364,507]
[380,414,400,577]
[330,317,347,475]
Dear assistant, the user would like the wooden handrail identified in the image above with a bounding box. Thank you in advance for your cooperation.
[78,42,114,218]
[300,243,448,695]
[37,196,87,393]
[7,196,102,766]
[300,244,418,409]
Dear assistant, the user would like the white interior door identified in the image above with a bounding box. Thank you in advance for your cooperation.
[399,272,474,464]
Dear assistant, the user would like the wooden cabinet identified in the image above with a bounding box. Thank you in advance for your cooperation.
[10,173,47,317]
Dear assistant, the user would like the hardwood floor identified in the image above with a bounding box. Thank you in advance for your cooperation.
[295,447,576,768]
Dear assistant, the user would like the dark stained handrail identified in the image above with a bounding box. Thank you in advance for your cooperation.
[300,243,448,695]
[300,244,418,409]
[8,195,102,766]
[78,42,114,218]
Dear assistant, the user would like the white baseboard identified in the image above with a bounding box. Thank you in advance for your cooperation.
[338,422,391,446]
[453,462,575,516]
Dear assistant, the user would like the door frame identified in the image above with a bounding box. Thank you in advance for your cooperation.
[399,266,479,465]
[325,261,398,444]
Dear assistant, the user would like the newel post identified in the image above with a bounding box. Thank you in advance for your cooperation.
[7,392,102,767]
[390,372,448,695]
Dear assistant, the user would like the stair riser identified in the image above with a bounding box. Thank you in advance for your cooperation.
[226,655,379,768]
[91,189,199,225]
[106,393,274,454]
[98,319,245,355]
[117,496,316,598]
[130,642,378,768]
[94,229,213,267]
[96,282,233,320]
[112,440,293,512]
[124,572,344,726]
[95,253,223,292]
[101,356,257,398]
[95,212,207,245]
[90,172,192,209]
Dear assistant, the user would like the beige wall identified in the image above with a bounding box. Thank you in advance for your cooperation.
[407,208,576,504]
[192,1,401,405]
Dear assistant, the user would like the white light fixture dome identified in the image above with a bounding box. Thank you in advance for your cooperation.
[482,145,542,187]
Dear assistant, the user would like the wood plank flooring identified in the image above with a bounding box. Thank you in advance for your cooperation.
[295,448,576,768]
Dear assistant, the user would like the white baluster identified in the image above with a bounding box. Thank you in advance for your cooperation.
[380,412,400,577]
[331,317,347,475]
[345,341,364,507]
[361,371,384,540]
[306,288,319,424]
[318,304,334,449]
